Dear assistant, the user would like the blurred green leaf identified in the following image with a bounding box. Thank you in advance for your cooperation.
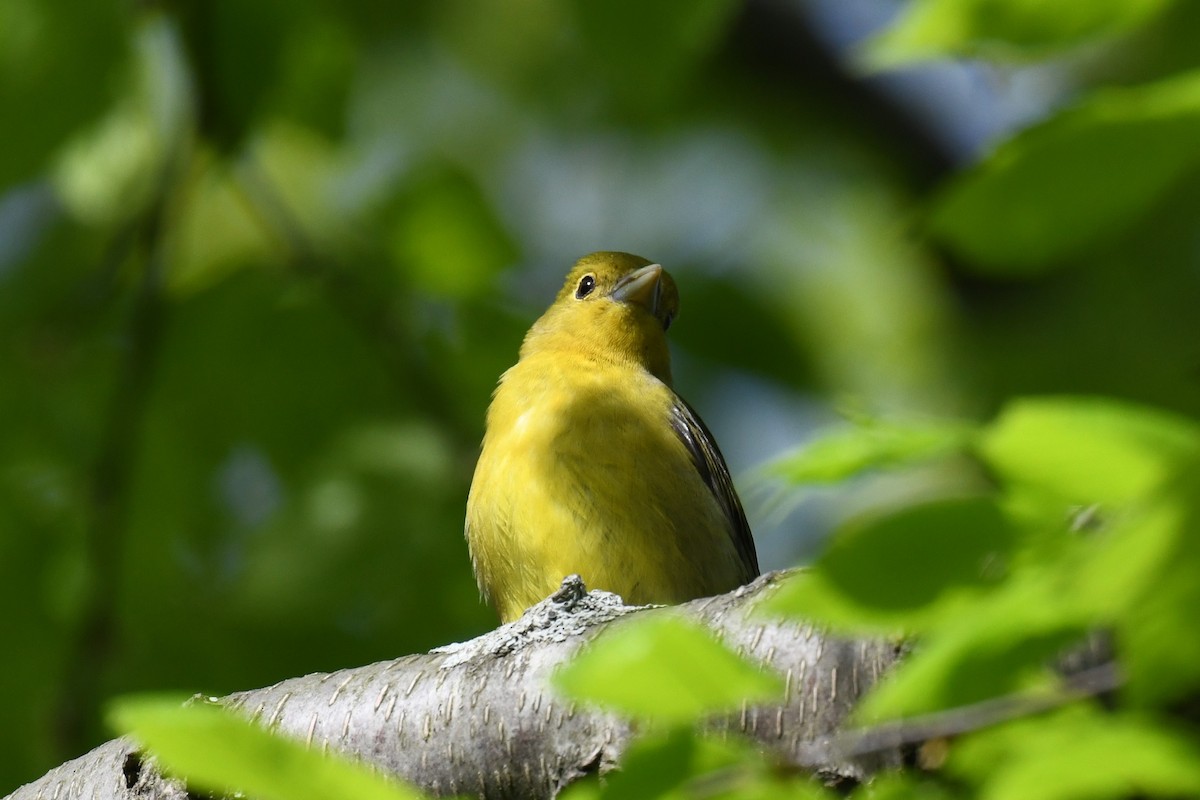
[862,0,1173,68]
[271,16,358,139]
[108,694,423,800]
[1069,491,1183,619]
[763,497,1016,629]
[118,268,484,693]
[0,0,126,188]
[673,274,815,389]
[1123,561,1200,707]
[569,0,739,106]
[178,0,329,150]
[1117,462,1200,705]
[560,728,738,800]
[978,396,1200,505]
[854,773,959,800]
[856,572,1088,720]
[756,570,870,632]
[562,727,832,800]
[950,707,1200,800]
[931,69,1200,272]
[554,614,783,725]
[389,165,518,299]
[166,152,278,295]
[768,419,975,484]
[53,106,159,227]
[250,121,345,247]
[52,17,192,227]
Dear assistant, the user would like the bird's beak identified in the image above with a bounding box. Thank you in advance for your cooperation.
[610,264,664,318]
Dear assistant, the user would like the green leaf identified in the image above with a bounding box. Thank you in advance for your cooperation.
[768,419,975,484]
[930,70,1200,272]
[568,0,739,106]
[762,497,1016,630]
[1069,493,1185,619]
[108,695,424,800]
[52,18,192,227]
[561,727,833,800]
[0,0,126,188]
[855,773,959,800]
[856,573,1088,720]
[1116,463,1200,705]
[951,708,1200,800]
[389,164,518,299]
[862,0,1173,69]
[554,614,783,725]
[560,728,736,800]
[175,0,327,150]
[978,396,1200,505]
[1123,563,1200,707]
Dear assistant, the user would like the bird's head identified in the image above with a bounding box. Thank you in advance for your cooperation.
[522,252,679,383]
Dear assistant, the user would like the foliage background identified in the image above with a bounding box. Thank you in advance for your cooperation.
[3,0,1200,794]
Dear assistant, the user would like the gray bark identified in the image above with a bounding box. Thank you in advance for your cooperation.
[5,571,903,800]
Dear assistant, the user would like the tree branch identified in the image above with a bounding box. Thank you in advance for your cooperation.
[5,571,905,799]
[827,661,1122,763]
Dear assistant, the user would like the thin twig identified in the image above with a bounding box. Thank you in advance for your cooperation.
[53,192,172,759]
[827,661,1123,761]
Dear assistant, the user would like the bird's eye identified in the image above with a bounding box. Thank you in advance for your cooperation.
[575,274,596,299]
[663,312,674,331]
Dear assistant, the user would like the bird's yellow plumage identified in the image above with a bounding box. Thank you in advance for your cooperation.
[466,252,759,622]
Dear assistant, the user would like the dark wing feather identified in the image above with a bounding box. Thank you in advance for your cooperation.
[669,396,760,578]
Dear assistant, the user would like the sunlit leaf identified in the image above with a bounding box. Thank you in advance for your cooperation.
[561,727,833,800]
[167,153,278,295]
[1117,463,1200,706]
[950,707,1200,800]
[250,121,344,246]
[108,695,424,800]
[855,773,959,800]
[762,498,1016,630]
[768,419,975,484]
[862,0,1173,69]
[1069,493,1183,619]
[389,165,517,299]
[978,396,1200,505]
[52,18,192,226]
[554,614,783,724]
[931,69,1200,272]
[0,0,126,188]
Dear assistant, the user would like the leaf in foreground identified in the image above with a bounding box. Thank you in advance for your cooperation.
[860,0,1172,69]
[978,396,1200,505]
[554,613,784,725]
[767,418,974,485]
[950,708,1200,800]
[854,573,1088,721]
[929,70,1200,272]
[108,694,424,800]
[761,497,1016,631]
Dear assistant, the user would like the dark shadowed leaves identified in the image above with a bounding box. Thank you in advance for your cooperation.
[930,70,1200,272]
[764,497,1016,630]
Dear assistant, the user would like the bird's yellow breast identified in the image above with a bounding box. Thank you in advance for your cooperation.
[465,349,748,622]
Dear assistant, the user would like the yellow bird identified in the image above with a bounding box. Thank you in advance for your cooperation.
[466,252,759,623]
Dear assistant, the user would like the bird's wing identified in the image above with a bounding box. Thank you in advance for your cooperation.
[669,396,760,578]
